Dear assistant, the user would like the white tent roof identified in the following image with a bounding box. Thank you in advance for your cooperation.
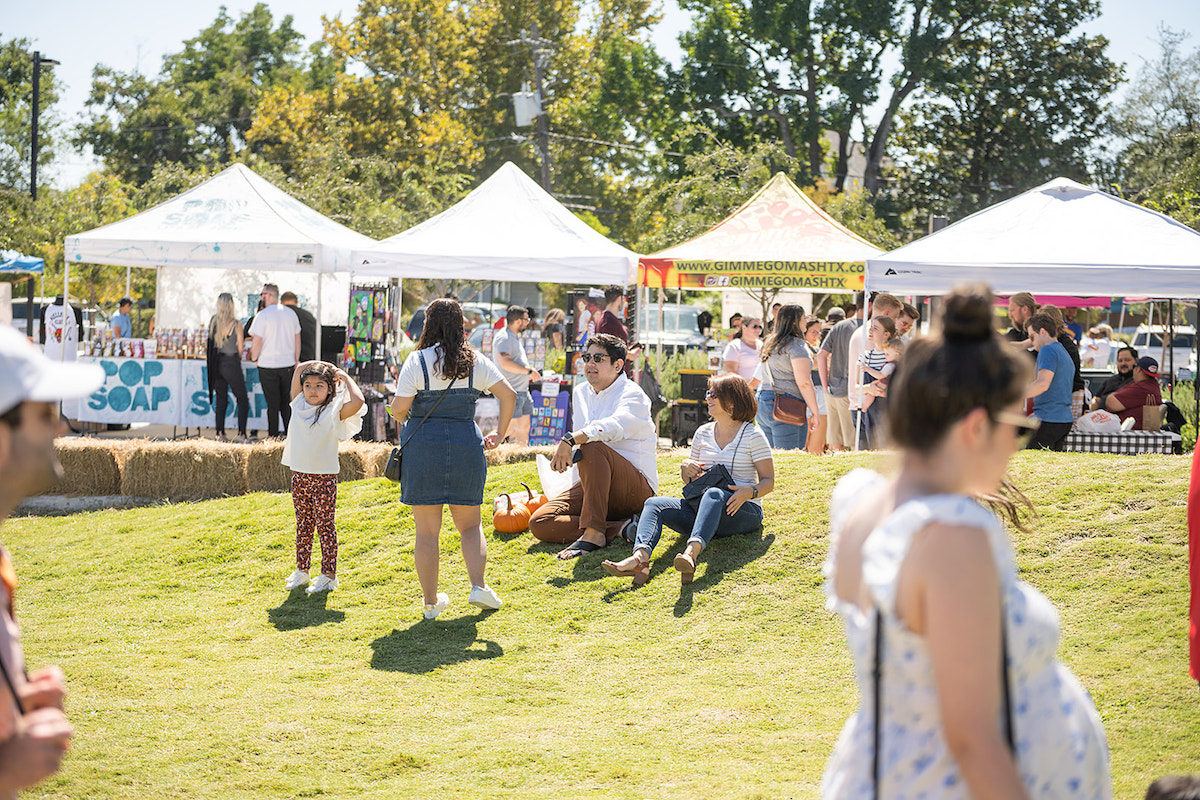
[351,162,638,284]
[64,163,375,274]
[867,177,1200,298]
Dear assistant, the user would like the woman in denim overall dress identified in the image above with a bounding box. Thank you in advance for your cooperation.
[390,299,516,620]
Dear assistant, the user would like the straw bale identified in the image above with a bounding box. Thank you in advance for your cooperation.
[245,440,291,494]
[342,441,391,480]
[49,438,128,496]
[120,439,248,500]
[485,444,556,467]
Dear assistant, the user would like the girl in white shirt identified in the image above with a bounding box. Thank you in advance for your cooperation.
[281,361,366,595]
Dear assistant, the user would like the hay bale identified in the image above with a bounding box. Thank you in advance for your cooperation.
[50,438,128,496]
[348,441,391,479]
[485,444,556,467]
[245,439,291,494]
[119,439,248,500]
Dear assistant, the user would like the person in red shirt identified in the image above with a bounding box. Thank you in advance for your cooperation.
[593,286,629,341]
[1105,356,1163,429]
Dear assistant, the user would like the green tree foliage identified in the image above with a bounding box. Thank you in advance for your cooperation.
[1103,27,1200,229]
[670,0,1121,202]
[890,2,1120,224]
[74,4,305,183]
[0,36,62,193]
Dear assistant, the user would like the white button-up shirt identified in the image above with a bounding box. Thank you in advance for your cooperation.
[573,372,659,492]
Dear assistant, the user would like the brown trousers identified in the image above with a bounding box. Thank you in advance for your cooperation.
[528,442,654,544]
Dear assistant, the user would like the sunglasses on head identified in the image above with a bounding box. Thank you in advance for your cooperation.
[578,353,611,364]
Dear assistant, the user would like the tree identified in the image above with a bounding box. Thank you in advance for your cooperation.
[890,2,1120,224]
[0,36,62,193]
[1103,26,1200,229]
[670,0,1121,202]
[74,4,305,183]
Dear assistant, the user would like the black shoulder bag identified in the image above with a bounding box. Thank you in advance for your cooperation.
[680,424,748,505]
[384,377,457,483]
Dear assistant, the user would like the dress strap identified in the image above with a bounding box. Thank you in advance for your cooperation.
[418,350,430,391]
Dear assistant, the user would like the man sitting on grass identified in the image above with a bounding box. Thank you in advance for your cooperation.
[529,334,659,559]
[0,327,103,794]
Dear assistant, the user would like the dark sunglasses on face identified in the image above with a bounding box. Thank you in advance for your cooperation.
[747,324,763,329]
[578,353,611,364]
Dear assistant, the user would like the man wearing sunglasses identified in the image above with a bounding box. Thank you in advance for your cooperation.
[0,328,104,793]
[529,334,659,559]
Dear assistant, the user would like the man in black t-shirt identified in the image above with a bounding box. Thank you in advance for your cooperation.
[1089,346,1138,411]
[1004,291,1037,343]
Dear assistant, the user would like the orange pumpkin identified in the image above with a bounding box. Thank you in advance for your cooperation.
[520,482,549,513]
[493,494,532,533]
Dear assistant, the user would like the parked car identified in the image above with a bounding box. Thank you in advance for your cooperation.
[636,303,708,354]
[1128,324,1197,379]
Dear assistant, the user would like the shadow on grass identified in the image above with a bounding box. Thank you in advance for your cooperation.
[538,537,626,588]
[369,612,503,674]
[267,589,347,631]
[672,531,776,616]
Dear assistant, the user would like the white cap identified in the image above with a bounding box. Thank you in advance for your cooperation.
[0,327,105,416]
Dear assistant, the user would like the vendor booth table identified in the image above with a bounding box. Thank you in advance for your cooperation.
[1062,430,1181,455]
[68,356,271,431]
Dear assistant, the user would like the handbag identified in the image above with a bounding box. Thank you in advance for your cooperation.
[383,376,457,483]
[681,424,747,503]
[764,360,807,425]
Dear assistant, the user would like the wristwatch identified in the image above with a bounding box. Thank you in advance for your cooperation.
[752,486,759,498]
[562,433,577,446]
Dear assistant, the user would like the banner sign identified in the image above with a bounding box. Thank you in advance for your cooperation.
[78,358,182,425]
[179,361,270,429]
[640,260,865,291]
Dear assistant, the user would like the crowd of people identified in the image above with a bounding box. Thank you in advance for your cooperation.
[5,282,1191,797]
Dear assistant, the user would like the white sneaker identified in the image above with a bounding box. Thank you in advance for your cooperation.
[306,574,338,594]
[468,585,503,610]
[284,569,310,590]
[423,592,450,620]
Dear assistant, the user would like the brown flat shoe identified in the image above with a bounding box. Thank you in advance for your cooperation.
[673,552,696,585]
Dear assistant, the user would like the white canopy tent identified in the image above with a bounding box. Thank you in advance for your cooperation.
[867,177,1200,299]
[351,161,638,284]
[63,164,378,348]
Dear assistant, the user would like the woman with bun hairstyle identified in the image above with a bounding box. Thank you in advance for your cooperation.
[822,284,1111,800]
[390,299,516,620]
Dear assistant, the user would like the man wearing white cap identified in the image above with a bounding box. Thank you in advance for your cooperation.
[0,327,103,793]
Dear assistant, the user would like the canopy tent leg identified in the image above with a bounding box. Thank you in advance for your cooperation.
[316,272,323,362]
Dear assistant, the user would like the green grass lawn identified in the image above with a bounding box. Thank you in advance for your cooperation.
[5,451,1197,799]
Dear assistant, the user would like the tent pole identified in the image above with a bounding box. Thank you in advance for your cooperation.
[125,265,131,298]
[316,272,324,362]
[852,288,870,453]
[657,288,664,377]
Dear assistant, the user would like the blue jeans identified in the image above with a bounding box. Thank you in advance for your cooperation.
[634,489,764,556]
[755,389,807,450]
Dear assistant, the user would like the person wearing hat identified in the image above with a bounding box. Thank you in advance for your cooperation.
[1105,356,1164,430]
[0,327,103,793]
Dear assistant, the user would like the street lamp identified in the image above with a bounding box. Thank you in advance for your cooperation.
[30,51,59,201]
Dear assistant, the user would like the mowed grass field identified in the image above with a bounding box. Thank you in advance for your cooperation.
[4,450,1197,799]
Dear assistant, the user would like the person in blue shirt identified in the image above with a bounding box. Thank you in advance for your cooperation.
[1024,311,1076,450]
[110,297,133,339]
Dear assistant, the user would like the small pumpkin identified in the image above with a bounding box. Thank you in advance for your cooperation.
[520,482,549,513]
[493,493,532,534]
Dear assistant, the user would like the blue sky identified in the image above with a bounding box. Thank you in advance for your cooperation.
[8,0,1200,188]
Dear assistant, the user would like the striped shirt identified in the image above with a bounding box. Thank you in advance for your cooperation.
[688,422,773,507]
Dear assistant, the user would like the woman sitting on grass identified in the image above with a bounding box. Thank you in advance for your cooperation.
[601,374,773,587]
[822,284,1110,799]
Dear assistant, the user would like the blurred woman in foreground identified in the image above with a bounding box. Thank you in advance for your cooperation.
[822,284,1111,799]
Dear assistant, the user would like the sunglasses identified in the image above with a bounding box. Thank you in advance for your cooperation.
[993,410,1041,448]
[578,353,611,364]
[746,324,763,330]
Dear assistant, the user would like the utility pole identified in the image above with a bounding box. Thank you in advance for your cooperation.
[529,23,552,192]
[507,26,554,191]
[30,51,59,201]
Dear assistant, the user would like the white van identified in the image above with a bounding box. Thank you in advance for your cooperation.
[1130,324,1197,379]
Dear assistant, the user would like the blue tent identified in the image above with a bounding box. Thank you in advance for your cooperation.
[1,250,44,273]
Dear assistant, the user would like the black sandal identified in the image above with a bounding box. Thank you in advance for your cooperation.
[556,538,606,560]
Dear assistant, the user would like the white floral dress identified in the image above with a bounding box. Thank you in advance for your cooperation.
[822,469,1112,800]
